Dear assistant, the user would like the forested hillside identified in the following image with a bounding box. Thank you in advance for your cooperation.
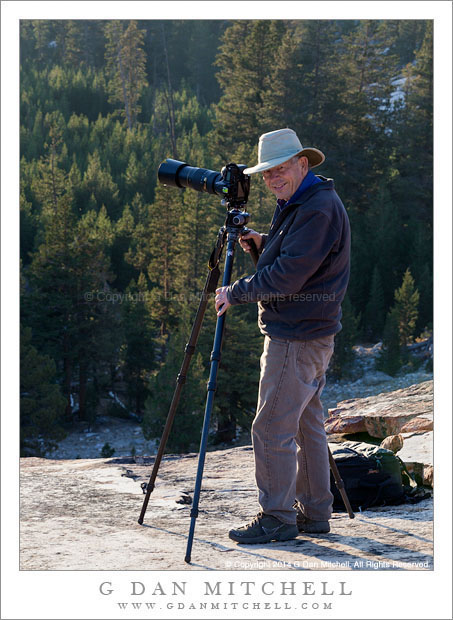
[20,19,433,456]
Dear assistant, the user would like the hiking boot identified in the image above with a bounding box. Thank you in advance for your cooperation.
[228,512,299,544]
[296,507,330,533]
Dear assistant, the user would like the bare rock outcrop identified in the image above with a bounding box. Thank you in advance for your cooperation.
[325,380,433,438]
[20,449,433,571]
[400,415,433,433]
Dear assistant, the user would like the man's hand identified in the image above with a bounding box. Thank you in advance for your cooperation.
[239,229,262,253]
[215,287,231,317]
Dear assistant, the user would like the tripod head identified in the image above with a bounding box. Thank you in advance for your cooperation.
[215,163,251,239]
[224,206,250,232]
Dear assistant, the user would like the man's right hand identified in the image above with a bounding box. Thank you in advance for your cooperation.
[239,229,262,253]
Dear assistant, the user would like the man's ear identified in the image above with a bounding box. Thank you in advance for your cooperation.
[299,155,309,173]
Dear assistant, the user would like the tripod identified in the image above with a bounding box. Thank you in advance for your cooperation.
[138,204,353,564]
[137,204,257,562]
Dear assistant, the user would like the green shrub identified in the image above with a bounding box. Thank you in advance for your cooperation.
[101,442,115,458]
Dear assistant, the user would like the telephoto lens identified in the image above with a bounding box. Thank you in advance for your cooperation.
[158,159,223,195]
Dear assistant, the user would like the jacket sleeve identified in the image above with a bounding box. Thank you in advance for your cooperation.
[259,234,268,255]
[226,210,337,305]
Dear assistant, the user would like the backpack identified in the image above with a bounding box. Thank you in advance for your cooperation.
[328,441,430,512]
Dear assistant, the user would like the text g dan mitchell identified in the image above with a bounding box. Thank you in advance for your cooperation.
[99,579,352,598]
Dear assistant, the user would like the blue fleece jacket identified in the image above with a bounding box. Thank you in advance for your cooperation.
[226,176,351,341]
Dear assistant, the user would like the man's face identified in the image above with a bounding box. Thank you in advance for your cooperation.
[262,155,308,202]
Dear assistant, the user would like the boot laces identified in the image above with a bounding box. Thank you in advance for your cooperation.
[247,512,264,527]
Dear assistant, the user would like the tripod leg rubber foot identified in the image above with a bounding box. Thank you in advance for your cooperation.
[184,556,191,564]
[138,517,144,525]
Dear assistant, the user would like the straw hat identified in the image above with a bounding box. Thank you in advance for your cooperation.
[243,128,325,175]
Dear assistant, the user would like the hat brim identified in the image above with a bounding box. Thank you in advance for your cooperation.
[244,147,325,175]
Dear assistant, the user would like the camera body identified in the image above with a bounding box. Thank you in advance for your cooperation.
[158,159,250,208]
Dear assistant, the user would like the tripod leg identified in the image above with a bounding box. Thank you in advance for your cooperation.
[328,449,355,519]
[184,232,238,563]
[137,258,223,525]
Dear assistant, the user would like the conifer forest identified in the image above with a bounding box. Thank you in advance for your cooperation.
[20,19,433,456]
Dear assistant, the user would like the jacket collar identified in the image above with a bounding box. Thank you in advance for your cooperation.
[269,177,334,233]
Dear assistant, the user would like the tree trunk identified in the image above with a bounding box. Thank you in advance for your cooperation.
[63,337,72,421]
[78,359,88,421]
[161,23,178,158]
[117,49,133,130]
[135,385,142,417]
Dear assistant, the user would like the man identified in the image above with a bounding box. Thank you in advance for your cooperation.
[214,128,350,544]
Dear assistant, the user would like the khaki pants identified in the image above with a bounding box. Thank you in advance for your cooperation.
[252,334,335,524]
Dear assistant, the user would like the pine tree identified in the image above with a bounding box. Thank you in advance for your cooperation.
[146,183,183,348]
[416,262,433,333]
[332,20,401,209]
[80,150,120,219]
[258,23,305,130]
[119,193,160,278]
[55,20,84,66]
[25,132,119,423]
[178,21,225,105]
[259,20,342,150]
[124,151,147,200]
[104,20,148,130]
[29,110,45,160]
[25,132,77,420]
[393,268,420,346]
[80,21,107,68]
[376,268,420,375]
[375,307,402,376]
[392,20,427,65]
[213,20,285,161]
[142,323,207,453]
[363,265,386,341]
[96,118,128,180]
[20,325,67,456]
[20,189,37,265]
[20,21,36,67]
[171,126,224,297]
[120,273,157,415]
[329,295,360,379]
[394,21,432,217]
[70,206,119,422]
[31,20,52,65]
[366,186,407,311]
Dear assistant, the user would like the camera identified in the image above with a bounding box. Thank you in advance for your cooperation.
[158,159,250,208]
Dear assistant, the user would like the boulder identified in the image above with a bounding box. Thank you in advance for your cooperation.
[357,370,393,386]
[398,431,433,467]
[380,434,404,453]
[423,465,434,488]
[325,380,433,439]
[398,431,433,487]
